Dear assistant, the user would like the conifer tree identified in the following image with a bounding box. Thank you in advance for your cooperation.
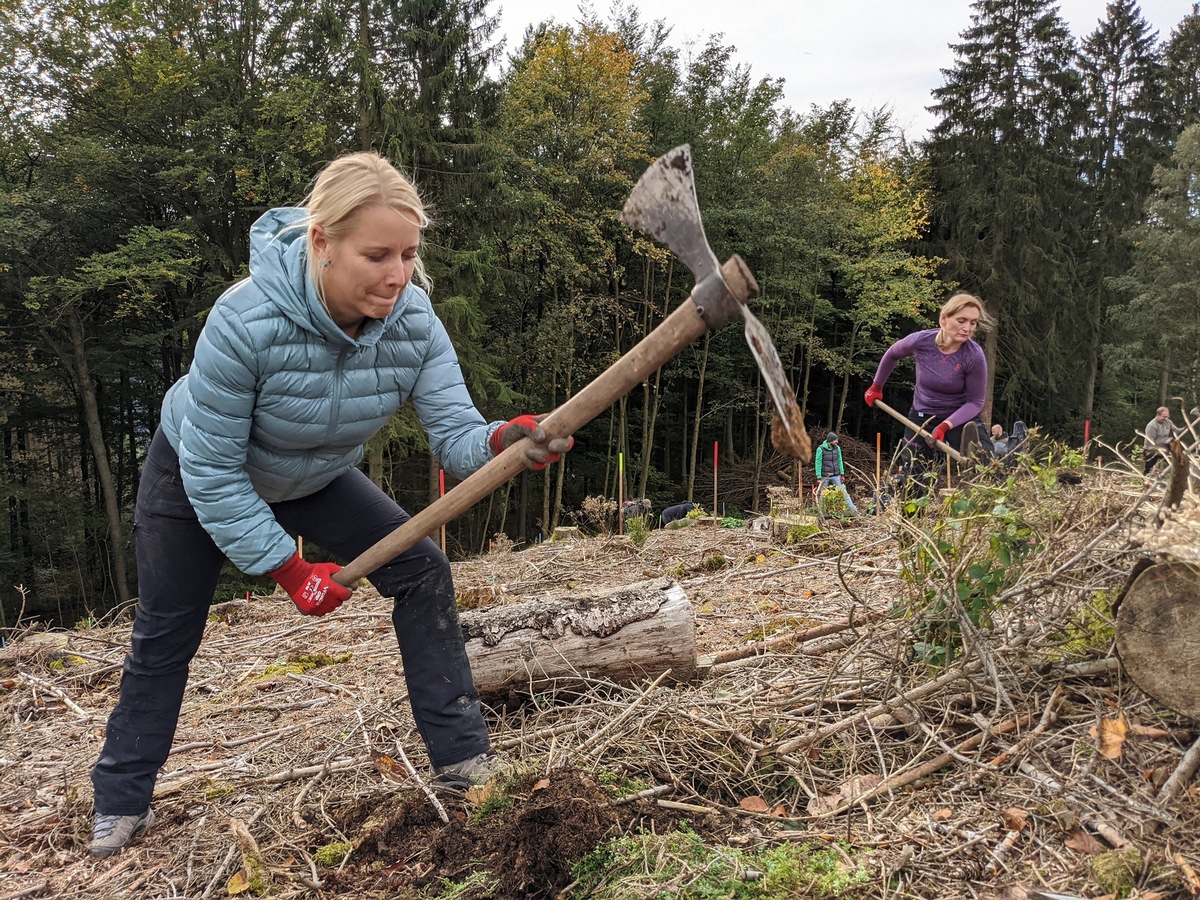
[1162,4,1200,130]
[925,0,1089,426]
[1077,0,1170,428]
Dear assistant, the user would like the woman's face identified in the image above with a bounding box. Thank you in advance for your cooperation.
[312,204,421,335]
[939,305,980,347]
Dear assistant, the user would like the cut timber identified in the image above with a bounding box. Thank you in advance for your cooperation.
[460,577,696,697]
[1116,561,1200,719]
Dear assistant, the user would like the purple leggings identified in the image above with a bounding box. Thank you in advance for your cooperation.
[91,428,488,815]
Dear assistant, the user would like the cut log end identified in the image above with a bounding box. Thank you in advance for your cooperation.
[1115,561,1200,719]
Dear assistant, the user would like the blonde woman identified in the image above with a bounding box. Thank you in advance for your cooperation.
[88,152,572,856]
[864,292,993,464]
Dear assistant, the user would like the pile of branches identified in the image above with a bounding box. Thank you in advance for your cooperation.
[2,448,1199,898]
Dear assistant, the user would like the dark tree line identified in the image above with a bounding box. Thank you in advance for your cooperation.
[1,0,1197,624]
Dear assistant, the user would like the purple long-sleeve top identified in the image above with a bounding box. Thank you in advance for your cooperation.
[872,329,987,425]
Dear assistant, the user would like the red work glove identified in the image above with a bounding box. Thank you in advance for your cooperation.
[268,552,351,616]
[864,383,883,407]
[928,421,951,446]
[489,414,575,471]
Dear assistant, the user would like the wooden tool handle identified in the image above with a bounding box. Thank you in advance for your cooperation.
[873,399,965,463]
[334,257,756,586]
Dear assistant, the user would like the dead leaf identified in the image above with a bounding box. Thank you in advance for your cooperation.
[1000,807,1030,831]
[1089,716,1127,760]
[532,778,550,793]
[1064,829,1104,855]
[771,803,788,817]
[805,774,884,815]
[226,869,252,895]
[738,795,772,813]
[369,750,408,783]
[931,807,953,821]
[1141,892,1166,900]
[466,780,501,806]
[1174,853,1200,895]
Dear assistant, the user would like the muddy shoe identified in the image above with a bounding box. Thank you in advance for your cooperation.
[432,752,510,792]
[89,808,155,858]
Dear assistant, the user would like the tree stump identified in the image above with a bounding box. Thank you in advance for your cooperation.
[1116,561,1200,719]
[459,577,696,698]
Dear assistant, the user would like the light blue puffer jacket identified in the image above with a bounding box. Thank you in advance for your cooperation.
[161,207,499,575]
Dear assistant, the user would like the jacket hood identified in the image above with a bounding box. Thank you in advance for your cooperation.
[246,207,418,346]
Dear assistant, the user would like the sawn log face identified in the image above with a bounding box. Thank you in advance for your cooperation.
[459,577,697,697]
[1116,561,1200,719]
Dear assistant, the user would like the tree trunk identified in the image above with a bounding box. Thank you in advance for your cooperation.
[460,578,697,698]
[982,322,998,426]
[65,312,132,607]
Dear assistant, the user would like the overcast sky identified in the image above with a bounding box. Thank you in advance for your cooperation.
[491,0,1197,138]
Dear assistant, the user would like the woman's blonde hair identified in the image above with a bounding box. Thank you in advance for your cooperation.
[303,152,432,304]
[935,292,994,349]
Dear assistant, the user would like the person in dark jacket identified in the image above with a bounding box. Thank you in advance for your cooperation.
[88,152,573,857]
[864,293,995,470]
[660,501,699,526]
[813,433,858,516]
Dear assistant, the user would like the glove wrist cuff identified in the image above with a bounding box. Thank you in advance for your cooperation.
[268,552,305,592]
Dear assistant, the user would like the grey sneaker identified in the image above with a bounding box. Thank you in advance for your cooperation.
[431,752,509,792]
[89,808,155,858]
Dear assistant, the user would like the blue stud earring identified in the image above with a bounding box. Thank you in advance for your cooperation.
[322,260,332,269]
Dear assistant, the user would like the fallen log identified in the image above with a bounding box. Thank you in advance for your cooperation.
[460,577,696,698]
[1116,561,1200,719]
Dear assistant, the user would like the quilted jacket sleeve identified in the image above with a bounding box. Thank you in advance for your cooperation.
[177,303,297,575]
[408,316,499,481]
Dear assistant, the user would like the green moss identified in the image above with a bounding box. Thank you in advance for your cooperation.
[786,523,820,543]
[703,553,729,572]
[314,841,353,866]
[569,826,870,899]
[1050,591,1116,659]
[258,652,352,678]
[1089,845,1143,898]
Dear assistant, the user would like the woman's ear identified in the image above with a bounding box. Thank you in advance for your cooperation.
[310,224,329,257]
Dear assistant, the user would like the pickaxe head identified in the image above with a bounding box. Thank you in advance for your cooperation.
[621,145,812,462]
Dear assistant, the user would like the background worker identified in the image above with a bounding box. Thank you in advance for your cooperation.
[1143,406,1180,474]
[813,432,859,516]
[88,151,573,858]
[864,292,995,470]
[991,423,1009,456]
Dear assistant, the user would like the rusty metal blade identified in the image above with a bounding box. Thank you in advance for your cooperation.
[621,145,719,284]
[742,306,811,462]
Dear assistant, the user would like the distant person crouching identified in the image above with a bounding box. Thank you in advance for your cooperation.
[660,501,698,527]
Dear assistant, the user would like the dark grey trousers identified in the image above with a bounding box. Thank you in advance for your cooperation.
[91,428,488,815]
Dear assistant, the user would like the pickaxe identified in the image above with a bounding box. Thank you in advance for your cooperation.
[872,399,966,463]
[334,145,809,586]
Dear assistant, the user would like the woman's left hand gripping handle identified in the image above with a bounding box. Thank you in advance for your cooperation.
[269,552,353,615]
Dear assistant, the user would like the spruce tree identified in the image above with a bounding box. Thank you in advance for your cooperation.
[925,0,1089,428]
[1078,0,1170,429]
[1162,4,1200,130]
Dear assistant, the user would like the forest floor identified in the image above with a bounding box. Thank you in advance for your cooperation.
[2,456,1199,900]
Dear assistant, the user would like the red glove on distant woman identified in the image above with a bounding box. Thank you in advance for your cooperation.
[489,414,575,470]
[269,552,351,616]
[928,421,951,446]
[864,383,883,407]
